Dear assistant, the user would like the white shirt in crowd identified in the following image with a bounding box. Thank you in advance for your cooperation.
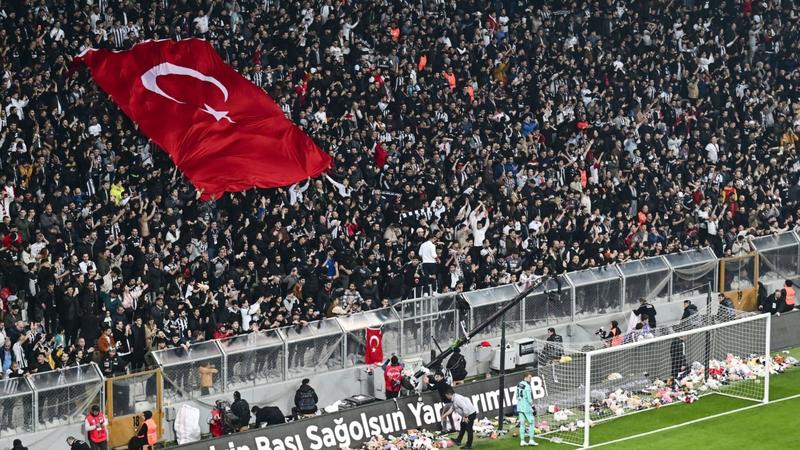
[705,141,719,162]
[6,96,28,120]
[166,228,181,243]
[194,14,209,33]
[88,122,102,136]
[79,260,97,274]
[50,25,65,42]
[419,239,438,264]
[470,212,490,246]
[13,340,27,369]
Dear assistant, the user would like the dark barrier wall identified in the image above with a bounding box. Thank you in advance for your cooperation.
[177,372,530,450]
[771,309,800,350]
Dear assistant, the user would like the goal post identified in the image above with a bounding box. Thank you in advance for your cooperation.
[578,313,771,447]
[533,313,771,448]
[764,312,771,405]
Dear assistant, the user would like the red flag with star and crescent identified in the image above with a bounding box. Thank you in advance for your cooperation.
[73,39,331,200]
[365,327,383,365]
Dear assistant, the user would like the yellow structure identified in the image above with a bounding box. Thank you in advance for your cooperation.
[719,253,759,311]
[105,369,163,448]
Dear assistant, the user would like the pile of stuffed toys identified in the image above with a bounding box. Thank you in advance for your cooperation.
[590,352,799,420]
[357,421,508,450]
[360,430,455,450]
[534,351,799,437]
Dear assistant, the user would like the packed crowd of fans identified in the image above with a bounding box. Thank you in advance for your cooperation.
[0,0,799,390]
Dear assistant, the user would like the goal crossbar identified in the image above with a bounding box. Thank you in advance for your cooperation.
[585,313,769,358]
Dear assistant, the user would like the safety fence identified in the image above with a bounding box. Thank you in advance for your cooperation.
[147,231,800,400]
[0,364,105,437]
[2,233,798,438]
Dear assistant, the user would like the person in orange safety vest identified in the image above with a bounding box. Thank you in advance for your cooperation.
[783,280,796,313]
[129,410,158,450]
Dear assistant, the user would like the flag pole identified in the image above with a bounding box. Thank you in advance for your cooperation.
[414,275,554,378]
[498,319,507,431]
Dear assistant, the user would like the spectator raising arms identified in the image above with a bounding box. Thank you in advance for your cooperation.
[0,0,798,398]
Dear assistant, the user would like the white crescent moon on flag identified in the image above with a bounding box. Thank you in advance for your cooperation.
[369,335,380,349]
[140,62,234,123]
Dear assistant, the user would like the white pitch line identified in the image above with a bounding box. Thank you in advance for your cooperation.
[587,393,800,448]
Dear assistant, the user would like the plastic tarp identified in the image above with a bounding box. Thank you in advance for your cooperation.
[619,256,670,306]
[665,248,718,299]
[281,318,345,377]
[175,404,202,444]
[567,266,623,319]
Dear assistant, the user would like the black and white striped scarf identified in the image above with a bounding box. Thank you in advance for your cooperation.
[399,203,446,223]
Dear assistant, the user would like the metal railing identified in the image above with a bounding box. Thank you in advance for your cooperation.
[147,231,800,399]
[1,232,798,439]
[0,363,105,437]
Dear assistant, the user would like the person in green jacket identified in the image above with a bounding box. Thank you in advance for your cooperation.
[516,373,538,446]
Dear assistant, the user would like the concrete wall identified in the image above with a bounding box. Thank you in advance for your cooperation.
[770,309,800,350]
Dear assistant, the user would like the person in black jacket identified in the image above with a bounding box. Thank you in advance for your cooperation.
[717,294,735,321]
[29,352,52,375]
[11,439,28,450]
[62,286,81,348]
[38,282,57,334]
[252,405,286,427]
[293,379,318,417]
[445,348,467,385]
[129,316,147,371]
[544,328,564,361]
[633,298,657,328]
[669,337,687,378]
[426,370,451,402]
[427,370,452,432]
[680,300,699,320]
[763,289,783,315]
[757,282,769,313]
[66,437,91,450]
[229,391,251,431]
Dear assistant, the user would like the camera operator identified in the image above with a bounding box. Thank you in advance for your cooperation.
[597,321,623,347]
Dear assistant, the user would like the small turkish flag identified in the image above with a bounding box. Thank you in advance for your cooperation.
[365,327,383,365]
[73,39,331,200]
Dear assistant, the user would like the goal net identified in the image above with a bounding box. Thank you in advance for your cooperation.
[533,313,770,447]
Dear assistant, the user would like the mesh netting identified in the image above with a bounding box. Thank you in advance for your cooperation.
[530,314,769,447]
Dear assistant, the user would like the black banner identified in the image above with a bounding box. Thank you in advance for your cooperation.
[178,372,547,450]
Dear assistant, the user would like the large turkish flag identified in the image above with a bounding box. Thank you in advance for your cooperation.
[73,39,331,200]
